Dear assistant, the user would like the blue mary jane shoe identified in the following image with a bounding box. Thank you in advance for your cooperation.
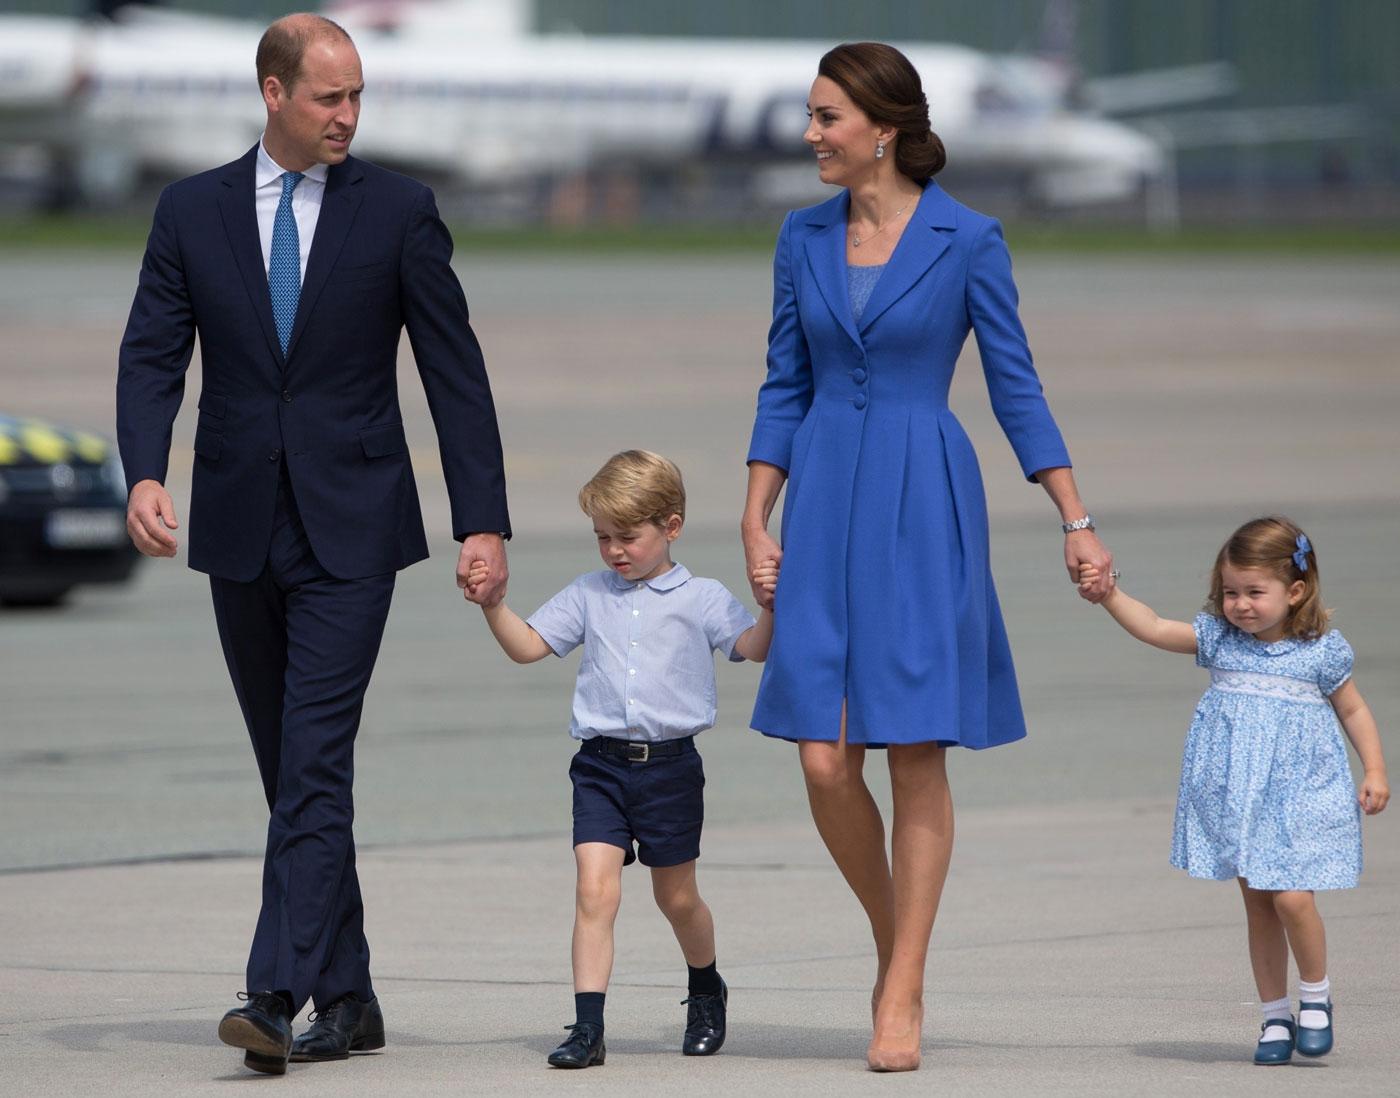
[1253,1017,1295,1065]
[1295,1000,1333,1057]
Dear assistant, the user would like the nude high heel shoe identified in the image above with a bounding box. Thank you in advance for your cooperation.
[867,999,923,1072]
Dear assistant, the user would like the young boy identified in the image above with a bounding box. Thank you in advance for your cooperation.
[467,450,777,1069]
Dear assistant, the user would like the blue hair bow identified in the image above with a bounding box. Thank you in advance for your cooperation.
[1293,533,1311,572]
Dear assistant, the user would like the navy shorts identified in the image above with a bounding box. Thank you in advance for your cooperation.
[570,738,705,868]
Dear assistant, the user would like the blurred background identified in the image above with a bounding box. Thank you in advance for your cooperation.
[1,0,1398,233]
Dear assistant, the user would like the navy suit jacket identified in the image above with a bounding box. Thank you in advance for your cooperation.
[117,145,510,581]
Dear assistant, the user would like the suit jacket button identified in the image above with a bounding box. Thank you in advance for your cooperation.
[268,448,281,462]
[281,390,293,402]
[853,393,868,410]
[852,367,868,383]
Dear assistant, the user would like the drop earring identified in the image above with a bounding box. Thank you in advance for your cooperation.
[875,141,886,160]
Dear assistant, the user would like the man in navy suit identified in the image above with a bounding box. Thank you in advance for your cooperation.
[117,13,510,1074]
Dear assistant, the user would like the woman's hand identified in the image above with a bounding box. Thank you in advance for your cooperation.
[1066,530,1113,603]
[743,526,783,610]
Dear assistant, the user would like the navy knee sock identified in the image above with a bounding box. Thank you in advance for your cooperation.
[575,991,605,1029]
[687,961,722,997]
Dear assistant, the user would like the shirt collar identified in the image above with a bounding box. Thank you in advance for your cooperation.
[606,562,692,592]
[256,136,330,189]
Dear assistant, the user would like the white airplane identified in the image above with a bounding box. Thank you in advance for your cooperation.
[0,0,1180,212]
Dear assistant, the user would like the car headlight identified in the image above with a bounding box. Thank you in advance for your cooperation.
[105,455,127,503]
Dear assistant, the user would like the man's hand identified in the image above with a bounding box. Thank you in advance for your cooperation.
[459,533,507,607]
[126,479,180,557]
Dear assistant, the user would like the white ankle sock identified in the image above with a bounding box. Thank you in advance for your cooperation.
[1298,977,1331,1029]
[1260,996,1292,1043]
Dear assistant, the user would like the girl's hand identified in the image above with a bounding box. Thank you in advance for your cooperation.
[751,558,781,598]
[1360,770,1390,815]
[1066,529,1113,602]
[1078,563,1112,602]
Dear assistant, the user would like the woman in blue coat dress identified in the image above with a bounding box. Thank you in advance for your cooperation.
[740,43,1115,1071]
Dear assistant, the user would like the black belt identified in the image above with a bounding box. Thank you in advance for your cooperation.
[582,736,694,763]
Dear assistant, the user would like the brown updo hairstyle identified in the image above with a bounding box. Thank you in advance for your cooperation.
[1206,516,1330,640]
[818,42,947,183]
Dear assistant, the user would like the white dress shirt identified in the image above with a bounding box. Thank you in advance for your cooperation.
[255,137,329,285]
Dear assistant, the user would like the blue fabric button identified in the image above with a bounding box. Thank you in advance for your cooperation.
[852,367,868,383]
[853,393,868,410]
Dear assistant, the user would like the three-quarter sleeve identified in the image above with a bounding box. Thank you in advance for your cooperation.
[965,217,1072,481]
[747,212,814,471]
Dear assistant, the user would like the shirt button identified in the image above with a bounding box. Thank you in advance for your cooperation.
[628,668,636,676]
[267,448,281,462]
[852,367,868,383]
[627,698,635,705]
[630,641,637,648]
[632,610,639,617]
[853,393,867,410]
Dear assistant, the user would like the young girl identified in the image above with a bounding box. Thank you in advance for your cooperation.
[1080,516,1388,1066]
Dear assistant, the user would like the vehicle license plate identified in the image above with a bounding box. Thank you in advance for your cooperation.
[44,510,127,548]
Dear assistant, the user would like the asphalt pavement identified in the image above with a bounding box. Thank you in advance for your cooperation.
[1,246,1397,1095]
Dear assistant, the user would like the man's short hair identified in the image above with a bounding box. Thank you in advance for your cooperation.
[256,14,353,93]
[578,450,686,529]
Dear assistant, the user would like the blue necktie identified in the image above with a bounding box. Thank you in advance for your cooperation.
[269,170,304,356]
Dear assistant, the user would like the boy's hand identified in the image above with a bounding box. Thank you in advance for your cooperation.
[1360,770,1390,815]
[465,560,502,606]
[751,557,780,599]
[1078,563,1100,595]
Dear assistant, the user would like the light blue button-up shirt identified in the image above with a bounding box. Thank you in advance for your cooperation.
[527,563,756,743]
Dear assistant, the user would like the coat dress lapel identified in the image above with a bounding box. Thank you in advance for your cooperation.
[217,145,285,367]
[803,190,863,350]
[855,181,956,335]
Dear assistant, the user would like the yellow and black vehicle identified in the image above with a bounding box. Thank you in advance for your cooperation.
[0,414,140,607]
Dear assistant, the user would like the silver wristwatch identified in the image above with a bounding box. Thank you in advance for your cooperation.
[1062,514,1096,534]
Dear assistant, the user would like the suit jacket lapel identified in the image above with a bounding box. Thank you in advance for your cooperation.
[217,145,284,366]
[286,157,365,362]
[856,181,957,335]
[802,190,862,350]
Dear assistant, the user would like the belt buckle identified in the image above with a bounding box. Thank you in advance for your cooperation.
[626,742,650,763]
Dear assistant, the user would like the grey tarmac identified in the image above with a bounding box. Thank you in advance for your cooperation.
[1,246,1396,1095]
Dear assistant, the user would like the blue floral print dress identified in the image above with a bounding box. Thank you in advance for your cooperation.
[1172,614,1362,890]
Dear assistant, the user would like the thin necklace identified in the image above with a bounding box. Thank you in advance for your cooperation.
[851,197,912,248]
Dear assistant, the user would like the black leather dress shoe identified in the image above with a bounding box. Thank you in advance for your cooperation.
[547,1022,606,1068]
[290,994,386,1062]
[681,978,727,1056]
[218,991,293,1075]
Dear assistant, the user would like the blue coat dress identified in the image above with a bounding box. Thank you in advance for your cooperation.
[747,182,1071,748]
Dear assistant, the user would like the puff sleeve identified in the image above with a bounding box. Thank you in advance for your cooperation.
[1194,613,1228,668]
[1317,629,1355,696]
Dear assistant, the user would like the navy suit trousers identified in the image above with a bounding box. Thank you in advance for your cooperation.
[209,468,394,1012]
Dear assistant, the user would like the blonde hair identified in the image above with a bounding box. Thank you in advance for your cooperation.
[1206,515,1330,640]
[578,450,686,529]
